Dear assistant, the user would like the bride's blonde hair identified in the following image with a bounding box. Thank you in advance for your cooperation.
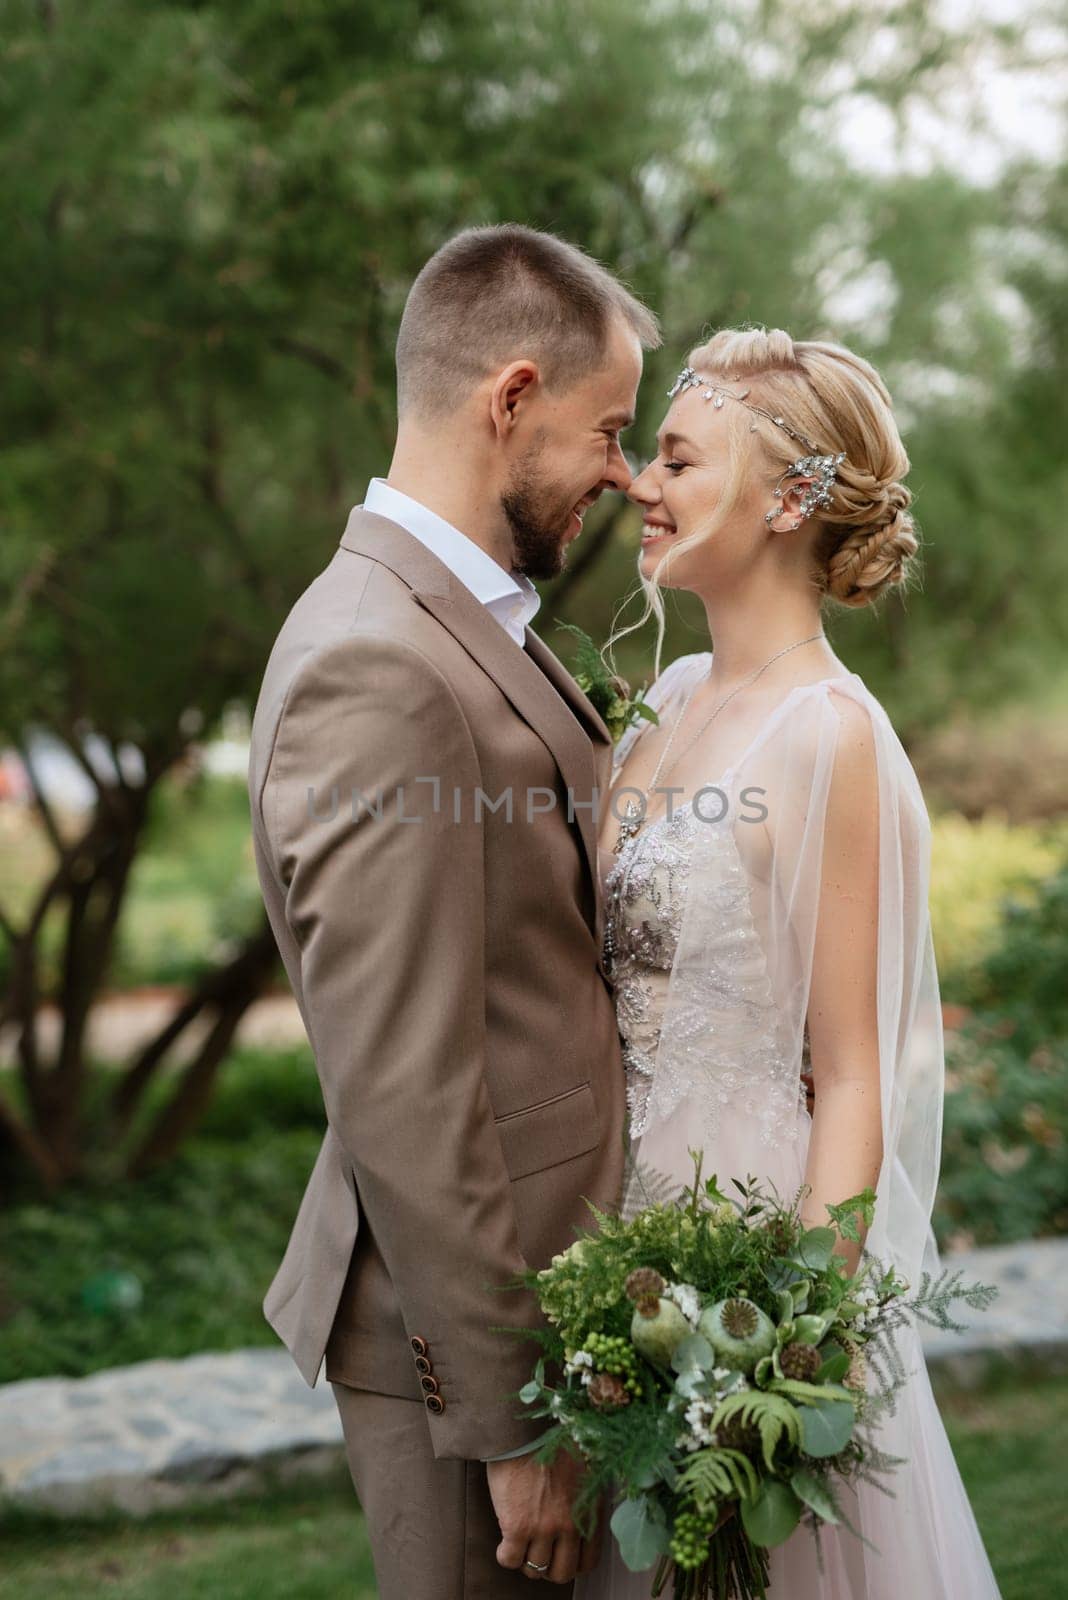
[610,326,918,677]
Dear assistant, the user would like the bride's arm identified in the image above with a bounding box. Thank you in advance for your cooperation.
[800,696,883,1274]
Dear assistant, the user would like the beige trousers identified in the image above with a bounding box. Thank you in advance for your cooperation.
[332,1382,570,1600]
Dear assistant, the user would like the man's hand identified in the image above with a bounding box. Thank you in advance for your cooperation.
[487,1449,603,1584]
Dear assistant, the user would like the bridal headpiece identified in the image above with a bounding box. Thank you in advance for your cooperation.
[667,366,847,526]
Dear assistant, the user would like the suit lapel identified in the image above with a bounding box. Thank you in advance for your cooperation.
[523,627,613,749]
[340,509,604,921]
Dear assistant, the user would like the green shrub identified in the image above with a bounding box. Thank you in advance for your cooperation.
[963,863,1068,1045]
[0,1047,325,1383]
[936,859,1068,1248]
[936,1029,1068,1248]
[929,815,1067,1002]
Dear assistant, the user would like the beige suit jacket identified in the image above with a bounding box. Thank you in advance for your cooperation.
[248,508,626,1460]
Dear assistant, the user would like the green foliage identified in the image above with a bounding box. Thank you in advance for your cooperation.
[928,816,1068,1003]
[678,1447,760,1510]
[554,621,659,744]
[795,1396,857,1458]
[0,1047,324,1381]
[790,1467,841,1524]
[711,1390,802,1473]
[966,861,1068,1044]
[0,0,1061,1191]
[0,1472,379,1600]
[514,1159,990,1590]
[739,1479,803,1547]
[824,1193,876,1245]
[1,0,1057,761]
[610,1495,671,1572]
[937,853,1068,1247]
[113,776,262,986]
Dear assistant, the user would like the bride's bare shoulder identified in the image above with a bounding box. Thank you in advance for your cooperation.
[648,650,711,703]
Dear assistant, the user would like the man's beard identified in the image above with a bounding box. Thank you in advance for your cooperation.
[501,447,583,582]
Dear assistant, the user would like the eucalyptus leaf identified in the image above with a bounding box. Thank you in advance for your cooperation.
[740,1480,803,1547]
[795,1228,836,1270]
[671,1333,716,1374]
[610,1497,671,1572]
[799,1398,856,1457]
[791,1468,842,1524]
[518,1380,542,1404]
[675,1368,706,1400]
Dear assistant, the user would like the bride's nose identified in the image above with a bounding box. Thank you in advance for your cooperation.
[626,460,659,507]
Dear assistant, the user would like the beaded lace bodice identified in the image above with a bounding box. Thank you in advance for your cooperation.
[602,802,806,1147]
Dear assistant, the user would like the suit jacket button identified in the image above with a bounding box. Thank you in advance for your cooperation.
[420,1375,440,1395]
[414,1355,432,1375]
[410,1335,429,1357]
[425,1393,445,1414]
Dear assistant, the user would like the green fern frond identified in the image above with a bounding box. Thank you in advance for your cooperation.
[905,1269,998,1332]
[678,1446,760,1510]
[770,1379,855,1406]
[712,1390,801,1472]
[624,1153,686,1209]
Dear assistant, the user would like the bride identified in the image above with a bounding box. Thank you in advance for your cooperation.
[576,328,1001,1598]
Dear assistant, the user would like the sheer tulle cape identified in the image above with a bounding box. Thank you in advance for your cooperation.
[617,654,942,1290]
[576,655,1000,1600]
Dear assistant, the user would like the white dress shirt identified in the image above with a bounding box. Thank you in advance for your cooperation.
[364,478,540,647]
[365,476,543,1463]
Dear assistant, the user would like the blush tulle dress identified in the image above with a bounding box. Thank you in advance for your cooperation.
[575,654,1001,1600]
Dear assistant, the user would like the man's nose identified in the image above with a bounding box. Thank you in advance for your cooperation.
[603,439,632,493]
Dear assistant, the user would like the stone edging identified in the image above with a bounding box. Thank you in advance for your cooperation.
[2,1237,1065,1516]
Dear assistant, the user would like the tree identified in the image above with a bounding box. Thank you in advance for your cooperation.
[0,0,1042,1186]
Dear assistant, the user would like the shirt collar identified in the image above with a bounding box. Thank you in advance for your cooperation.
[364,479,540,646]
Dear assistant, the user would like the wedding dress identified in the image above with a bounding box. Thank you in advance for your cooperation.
[575,653,1000,1600]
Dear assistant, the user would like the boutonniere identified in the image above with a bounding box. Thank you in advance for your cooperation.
[555,622,659,745]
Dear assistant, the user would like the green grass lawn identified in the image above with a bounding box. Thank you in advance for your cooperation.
[1,1382,1065,1599]
[942,1377,1068,1598]
[0,1467,377,1600]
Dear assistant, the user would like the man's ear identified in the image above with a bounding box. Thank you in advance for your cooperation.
[489,360,540,440]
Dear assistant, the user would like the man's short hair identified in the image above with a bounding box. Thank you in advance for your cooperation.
[395,224,661,419]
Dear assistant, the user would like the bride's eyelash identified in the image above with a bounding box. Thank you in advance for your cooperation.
[664,460,687,474]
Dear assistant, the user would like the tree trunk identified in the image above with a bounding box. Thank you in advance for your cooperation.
[124,919,280,1177]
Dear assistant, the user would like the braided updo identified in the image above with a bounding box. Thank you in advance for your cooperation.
[686,327,918,606]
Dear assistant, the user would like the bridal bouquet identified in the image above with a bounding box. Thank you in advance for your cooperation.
[511,1157,994,1600]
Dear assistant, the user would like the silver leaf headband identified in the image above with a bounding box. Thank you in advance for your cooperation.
[667,366,847,526]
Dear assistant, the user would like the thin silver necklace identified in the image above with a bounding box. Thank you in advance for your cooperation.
[612,633,826,855]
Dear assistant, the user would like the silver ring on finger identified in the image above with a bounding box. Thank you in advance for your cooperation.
[524,1558,550,1572]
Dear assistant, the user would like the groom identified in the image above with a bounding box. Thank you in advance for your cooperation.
[248,225,660,1595]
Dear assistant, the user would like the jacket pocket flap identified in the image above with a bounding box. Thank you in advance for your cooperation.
[494,1081,599,1181]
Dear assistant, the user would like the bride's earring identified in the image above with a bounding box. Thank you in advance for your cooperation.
[765,502,804,533]
[765,473,819,533]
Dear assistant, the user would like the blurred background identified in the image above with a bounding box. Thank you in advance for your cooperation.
[1,0,1066,1594]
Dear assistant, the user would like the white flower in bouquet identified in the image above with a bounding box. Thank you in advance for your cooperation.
[665,1282,703,1327]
